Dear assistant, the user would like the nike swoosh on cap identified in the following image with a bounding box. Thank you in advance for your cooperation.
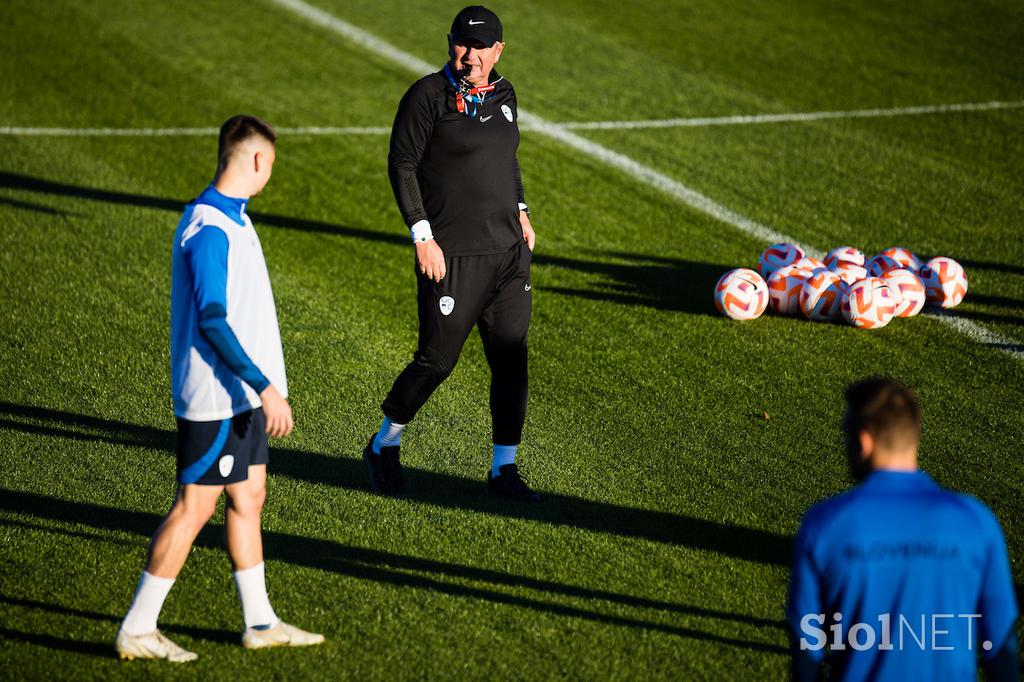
[468,20,485,25]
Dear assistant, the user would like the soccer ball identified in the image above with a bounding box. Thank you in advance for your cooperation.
[866,254,904,277]
[794,256,827,273]
[831,261,868,286]
[824,246,865,269]
[768,264,814,315]
[758,243,805,279]
[879,246,922,272]
[714,268,769,320]
[919,257,968,308]
[881,268,927,317]
[841,277,897,329]
[800,270,845,321]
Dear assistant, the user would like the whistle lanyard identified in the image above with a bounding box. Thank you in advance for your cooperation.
[443,63,495,117]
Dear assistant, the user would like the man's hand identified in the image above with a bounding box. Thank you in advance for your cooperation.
[520,211,536,251]
[416,239,446,282]
[260,384,293,438]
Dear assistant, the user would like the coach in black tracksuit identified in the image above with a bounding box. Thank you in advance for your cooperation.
[363,6,540,502]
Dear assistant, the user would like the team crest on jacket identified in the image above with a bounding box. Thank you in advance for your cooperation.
[439,296,455,316]
[501,104,513,122]
[219,454,235,478]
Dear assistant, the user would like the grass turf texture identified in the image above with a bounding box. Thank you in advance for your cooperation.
[1,0,1022,678]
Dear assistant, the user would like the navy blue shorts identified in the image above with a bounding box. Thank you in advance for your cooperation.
[176,409,268,486]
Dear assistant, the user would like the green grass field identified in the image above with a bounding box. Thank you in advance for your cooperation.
[1,0,1022,678]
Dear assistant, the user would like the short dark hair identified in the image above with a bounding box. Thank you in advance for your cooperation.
[844,377,922,452]
[217,115,276,170]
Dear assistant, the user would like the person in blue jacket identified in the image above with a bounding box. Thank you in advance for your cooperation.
[787,377,1018,681]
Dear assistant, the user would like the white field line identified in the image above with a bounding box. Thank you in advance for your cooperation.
[0,125,391,136]
[267,0,809,253]
[3,100,1021,137]
[265,0,1024,363]
[921,311,1023,360]
[3,0,1018,361]
[559,100,1024,131]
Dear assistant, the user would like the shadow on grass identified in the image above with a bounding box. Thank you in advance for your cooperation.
[0,491,785,654]
[0,402,792,567]
[538,251,727,315]
[0,627,111,659]
[958,259,1024,278]
[0,595,237,646]
[0,170,730,315]
[989,343,1024,354]
[0,195,75,217]
[0,170,408,247]
[968,293,1023,311]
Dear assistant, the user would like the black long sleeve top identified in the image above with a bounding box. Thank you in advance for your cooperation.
[387,66,526,256]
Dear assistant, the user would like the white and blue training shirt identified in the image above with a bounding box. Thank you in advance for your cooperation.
[170,185,287,421]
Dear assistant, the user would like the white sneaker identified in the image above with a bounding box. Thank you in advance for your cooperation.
[115,628,198,662]
[241,621,325,650]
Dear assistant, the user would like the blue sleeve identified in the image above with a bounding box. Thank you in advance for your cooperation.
[184,227,271,394]
[786,514,827,665]
[976,509,1019,659]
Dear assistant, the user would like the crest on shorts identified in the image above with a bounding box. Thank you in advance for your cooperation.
[501,104,513,122]
[218,454,235,478]
[439,296,455,316]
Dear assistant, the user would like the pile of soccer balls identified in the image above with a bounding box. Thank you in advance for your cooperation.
[714,244,968,329]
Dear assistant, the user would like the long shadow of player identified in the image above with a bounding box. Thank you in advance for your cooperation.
[5,170,1024,322]
[0,401,791,567]
[0,626,112,659]
[957,258,1024,278]
[0,494,785,653]
[0,593,237,647]
[0,170,730,316]
[535,251,728,315]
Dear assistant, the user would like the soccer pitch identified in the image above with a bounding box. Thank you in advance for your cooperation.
[1,0,1022,677]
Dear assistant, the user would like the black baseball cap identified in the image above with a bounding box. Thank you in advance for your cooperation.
[450,6,503,47]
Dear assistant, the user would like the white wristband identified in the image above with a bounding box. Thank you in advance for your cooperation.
[410,219,433,243]
[518,202,529,212]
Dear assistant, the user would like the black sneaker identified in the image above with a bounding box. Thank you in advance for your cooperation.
[487,464,541,503]
[363,438,409,495]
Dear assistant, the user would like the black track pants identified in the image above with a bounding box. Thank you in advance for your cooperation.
[382,241,532,445]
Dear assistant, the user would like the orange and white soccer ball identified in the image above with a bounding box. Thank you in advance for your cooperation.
[758,243,805,279]
[800,270,845,321]
[880,247,922,273]
[768,264,814,315]
[919,257,968,308]
[825,246,865,269]
[882,268,927,317]
[794,256,827,273]
[866,254,903,278]
[831,261,869,286]
[841,277,898,329]
[714,268,769,320]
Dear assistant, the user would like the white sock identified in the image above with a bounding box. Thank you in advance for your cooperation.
[492,444,518,477]
[121,571,175,635]
[234,562,279,629]
[372,417,406,454]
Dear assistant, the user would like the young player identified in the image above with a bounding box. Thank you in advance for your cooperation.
[115,115,323,662]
